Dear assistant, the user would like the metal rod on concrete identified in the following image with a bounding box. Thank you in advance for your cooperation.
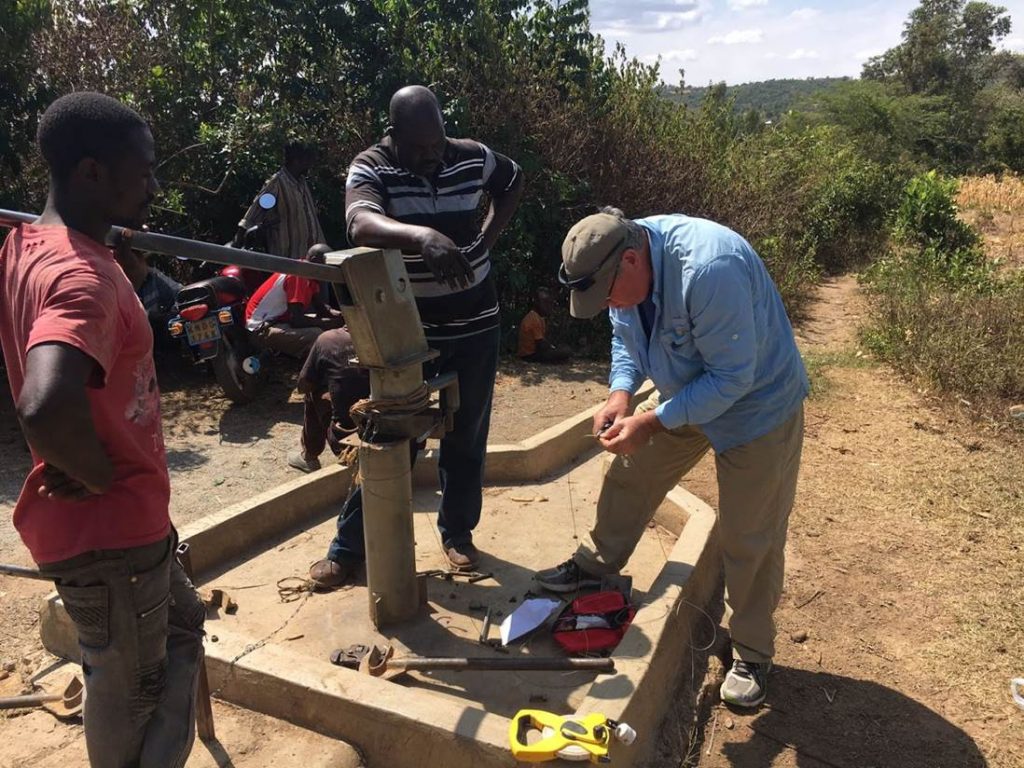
[175,543,216,742]
[0,563,51,581]
[0,208,344,282]
[390,657,616,673]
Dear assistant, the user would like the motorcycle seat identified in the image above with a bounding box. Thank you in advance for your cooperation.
[176,275,247,307]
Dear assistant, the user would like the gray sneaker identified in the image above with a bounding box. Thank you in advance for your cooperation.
[534,559,602,593]
[720,659,772,708]
[288,451,321,473]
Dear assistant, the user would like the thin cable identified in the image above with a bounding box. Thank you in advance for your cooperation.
[210,583,318,698]
[565,463,580,541]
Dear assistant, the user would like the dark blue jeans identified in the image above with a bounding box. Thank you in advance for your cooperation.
[327,326,501,561]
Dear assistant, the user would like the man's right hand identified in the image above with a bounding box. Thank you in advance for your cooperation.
[418,229,475,290]
[593,390,632,436]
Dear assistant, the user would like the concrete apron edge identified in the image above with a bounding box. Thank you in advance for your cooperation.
[577,489,721,768]
[36,484,721,768]
[178,463,356,577]
[204,626,514,767]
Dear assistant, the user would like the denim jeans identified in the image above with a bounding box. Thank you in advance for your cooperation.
[327,326,501,561]
[40,534,206,768]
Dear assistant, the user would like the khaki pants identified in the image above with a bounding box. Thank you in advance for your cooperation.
[575,392,804,663]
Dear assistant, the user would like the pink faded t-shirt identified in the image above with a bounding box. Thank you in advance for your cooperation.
[0,224,170,564]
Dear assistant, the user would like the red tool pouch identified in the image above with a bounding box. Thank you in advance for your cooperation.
[552,591,636,655]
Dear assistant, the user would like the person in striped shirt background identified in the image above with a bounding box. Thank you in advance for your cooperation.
[233,139,327,260]
[308,85,523,586]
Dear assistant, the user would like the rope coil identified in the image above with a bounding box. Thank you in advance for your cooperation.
[348,382,431,425]
[342,381,432,487]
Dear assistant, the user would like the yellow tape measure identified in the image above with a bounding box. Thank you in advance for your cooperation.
[509,709,636,764]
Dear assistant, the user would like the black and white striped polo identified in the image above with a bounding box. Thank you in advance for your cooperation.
[345,136,520,341]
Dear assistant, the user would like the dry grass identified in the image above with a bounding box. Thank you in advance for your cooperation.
[862,175,1024,424]
[957,175,1024,272]
[863,276,1024,422]
[958,174,1024,214]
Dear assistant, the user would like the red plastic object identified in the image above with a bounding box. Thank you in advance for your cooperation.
[552,591,636,655]
[179,303,209,322]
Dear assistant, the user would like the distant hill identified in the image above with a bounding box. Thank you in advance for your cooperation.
[661,77,852,120]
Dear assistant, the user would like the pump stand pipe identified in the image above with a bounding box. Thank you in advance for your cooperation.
[326,249,454,628]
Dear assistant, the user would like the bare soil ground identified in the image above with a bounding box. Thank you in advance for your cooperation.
[0,698,364,768]
[654,277,1024,768]
[959,207,1024,273]
[2,277,1022,766]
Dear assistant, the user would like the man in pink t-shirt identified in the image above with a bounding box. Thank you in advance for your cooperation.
[0,92,204,768]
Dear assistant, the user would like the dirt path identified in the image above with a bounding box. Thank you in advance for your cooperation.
[670,276,1024,768]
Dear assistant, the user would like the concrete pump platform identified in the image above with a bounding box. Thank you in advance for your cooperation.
[39,396,721,768]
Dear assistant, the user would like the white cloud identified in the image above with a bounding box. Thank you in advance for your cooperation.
[708,28,764,45]
[594,0,1024,86]
[787,48,819,59]
[654,9,703,30]
[591,0,703,34]
[789,7,820,21]
[855,48,883,61]
[661,48,699,61]
[729,0,768,9]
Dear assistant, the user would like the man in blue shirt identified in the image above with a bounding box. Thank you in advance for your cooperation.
[536,208,808,709]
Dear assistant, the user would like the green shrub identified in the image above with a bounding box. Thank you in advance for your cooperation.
[884,171,993,291]
[0,0,897,353]
[863,172,1023,421]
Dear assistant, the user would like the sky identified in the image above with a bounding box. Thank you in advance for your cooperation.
[590,0,1024,86]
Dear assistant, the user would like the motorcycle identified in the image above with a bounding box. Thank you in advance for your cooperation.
[165,192,278,403]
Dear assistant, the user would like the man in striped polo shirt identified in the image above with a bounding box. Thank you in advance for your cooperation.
[308,85,523,585]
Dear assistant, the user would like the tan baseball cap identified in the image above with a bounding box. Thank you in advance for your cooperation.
[559,213,629,319]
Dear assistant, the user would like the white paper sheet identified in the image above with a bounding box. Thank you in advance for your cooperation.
[499,597,563,646]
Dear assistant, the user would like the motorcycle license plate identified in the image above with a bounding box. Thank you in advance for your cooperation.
[185,317,221,345]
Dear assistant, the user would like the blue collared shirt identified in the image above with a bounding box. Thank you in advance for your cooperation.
[609,215,808,453]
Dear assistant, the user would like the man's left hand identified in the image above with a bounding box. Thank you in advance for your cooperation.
[112,228,150,291]
[38,463,103,501]
[598,410,665,455]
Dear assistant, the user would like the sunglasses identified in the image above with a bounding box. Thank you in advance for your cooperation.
[557,236,627,292]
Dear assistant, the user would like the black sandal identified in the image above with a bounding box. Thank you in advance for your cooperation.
[329,644,370,669]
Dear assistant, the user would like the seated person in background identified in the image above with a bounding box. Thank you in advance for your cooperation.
[245,243,342,359]
[138,264,182,320]
[136,260,183,350]
[518,287,570,363]
[110,232,182,352]
[288,327,370,473]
